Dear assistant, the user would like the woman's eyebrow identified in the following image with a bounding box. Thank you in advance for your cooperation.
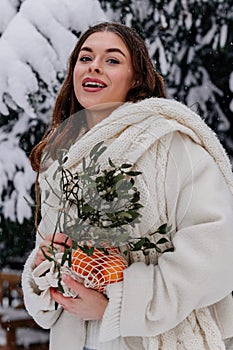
[80,46,126,57]
[106,48,126,57]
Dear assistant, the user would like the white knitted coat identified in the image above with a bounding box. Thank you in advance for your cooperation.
[22,98,233,350]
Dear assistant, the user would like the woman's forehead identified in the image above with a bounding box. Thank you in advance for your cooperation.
[81,31,130,55]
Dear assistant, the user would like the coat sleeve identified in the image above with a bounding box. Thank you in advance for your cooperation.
[21,246,63,329]
[22,163,63,329]
[99,133,233,341]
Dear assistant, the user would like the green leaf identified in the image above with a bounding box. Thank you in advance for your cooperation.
[57,279,65,293]
[115,179,125,191]
[40,247,54,261]
[121,163,132,169]
[132,203,143,210]
[164,247,174,253]
[82,204,94,213]
[143,250,150,256]
[93,146,107,160]
[151,223,172,235]
[126,171,142,177]
[130,192,140,203]
[90,141,105,159]
[118,211,133,219]
[72,240,78,250]
[68,250,72,267]
[97,247,109,255]
[126,210,140,219]
[113,173,125,183]
[63,156,68,163]
[157,223,170,234]
[80,245,95,256]
[96,176,106,184]
[61,252,67,266]
[156,238,169,245]
[132,237,146,250]
[108,158,115,168]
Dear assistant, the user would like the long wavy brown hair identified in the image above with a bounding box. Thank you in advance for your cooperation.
[30,22,166,226]
[30,21,166,173]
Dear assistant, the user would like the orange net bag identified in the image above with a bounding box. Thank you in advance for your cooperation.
[71,246,128,292]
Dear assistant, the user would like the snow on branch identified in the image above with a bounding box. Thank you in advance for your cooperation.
[0,0,107,222]
[0,0,106,116]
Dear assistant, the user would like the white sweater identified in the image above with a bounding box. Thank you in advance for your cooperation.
[22,98,233,350]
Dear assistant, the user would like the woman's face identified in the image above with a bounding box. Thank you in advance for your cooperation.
[73,31,134,110]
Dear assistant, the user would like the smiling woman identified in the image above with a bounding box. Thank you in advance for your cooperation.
[22,22,233,350]
[28,22,165,172]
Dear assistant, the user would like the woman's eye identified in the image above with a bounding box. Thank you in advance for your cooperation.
[79,56,92,62]
[107,58,120,64]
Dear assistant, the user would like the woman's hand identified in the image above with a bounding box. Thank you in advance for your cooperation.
[35,232,72,267]
[50,274,109,320]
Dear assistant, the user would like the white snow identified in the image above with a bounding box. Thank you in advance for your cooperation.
[147,37,169,76]
[0,137,35,223]
[229,72,233,92]
[230,72,233,112]
[0,0,107,116]
[0,313,49,347]
[199,23,217,47]
[185,67,230,132]
[0,0,17,34]
[220,24,228,48]
[0,0,107,222]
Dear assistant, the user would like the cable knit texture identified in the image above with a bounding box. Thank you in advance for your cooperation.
[22,98,233,350]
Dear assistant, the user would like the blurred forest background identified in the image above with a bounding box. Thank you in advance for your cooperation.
[0,0,232,269]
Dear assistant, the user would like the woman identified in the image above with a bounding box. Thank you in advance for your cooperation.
[22,22,233,350]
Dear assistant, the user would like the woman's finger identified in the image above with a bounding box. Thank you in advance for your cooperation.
[45,232,72,247]
[34,235,71,267]
[62,274,85,297]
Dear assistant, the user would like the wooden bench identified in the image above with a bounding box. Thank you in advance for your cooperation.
[0,271,49,350]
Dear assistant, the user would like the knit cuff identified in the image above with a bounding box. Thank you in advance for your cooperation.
[22,247,62,329]
[99,281,123,342]
[22,246,42,296]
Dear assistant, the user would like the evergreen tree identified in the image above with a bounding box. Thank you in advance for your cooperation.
[0,0,106,267]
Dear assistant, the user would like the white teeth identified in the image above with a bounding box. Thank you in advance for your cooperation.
[84,81,105,88]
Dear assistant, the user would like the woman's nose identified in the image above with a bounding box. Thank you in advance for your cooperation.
[88,59,103,74]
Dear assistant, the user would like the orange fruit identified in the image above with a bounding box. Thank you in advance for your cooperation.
[71,246,128,292]
[100,254,127,284]
[72,248,98,276]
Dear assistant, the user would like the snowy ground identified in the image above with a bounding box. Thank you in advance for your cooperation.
[0,326,49,347]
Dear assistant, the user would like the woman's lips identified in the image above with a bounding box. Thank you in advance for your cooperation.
[82,78,107,91]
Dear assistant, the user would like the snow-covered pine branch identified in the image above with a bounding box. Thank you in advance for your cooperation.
[101,0,232,135]
[0,0,24,36]
[0,0,106,223]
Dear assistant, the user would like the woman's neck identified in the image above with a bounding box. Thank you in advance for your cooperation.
[85,102,124,129]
